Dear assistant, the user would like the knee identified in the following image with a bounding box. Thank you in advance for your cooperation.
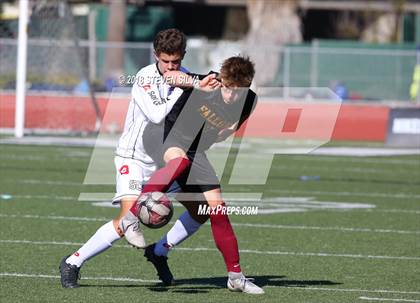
[163,147,188,163]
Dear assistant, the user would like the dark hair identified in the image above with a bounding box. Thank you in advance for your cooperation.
[153,28,187,56]
[220,55,255,87]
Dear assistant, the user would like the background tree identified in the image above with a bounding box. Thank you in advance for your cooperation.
[104,0,126,82]
[246,0,302,87]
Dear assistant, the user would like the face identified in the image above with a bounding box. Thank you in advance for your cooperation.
[220,79,247,104]
[155,52,183,74]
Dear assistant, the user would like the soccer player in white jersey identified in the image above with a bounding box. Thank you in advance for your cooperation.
[59,28,218,288]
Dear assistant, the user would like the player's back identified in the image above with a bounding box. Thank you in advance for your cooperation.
[163,88,257,152]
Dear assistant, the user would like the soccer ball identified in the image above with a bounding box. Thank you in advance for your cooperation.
[137,192,173,229]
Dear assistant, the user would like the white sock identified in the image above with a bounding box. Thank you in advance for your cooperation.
[154,211,202,256]
[66,221,121,267]
[229,271,244,280]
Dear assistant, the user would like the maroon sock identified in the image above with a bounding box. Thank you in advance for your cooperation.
[129,157,191,215]
[210,204,241,273]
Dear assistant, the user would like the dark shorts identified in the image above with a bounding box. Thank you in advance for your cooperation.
[143,123,220,193]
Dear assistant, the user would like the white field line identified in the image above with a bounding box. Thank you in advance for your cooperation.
[0,213,109,222]
[282,156,420,166]
[1,272,419,297]
[1,239,419,261]
[369,209,420,215]
[270,165,396,174]
[359,296,420,302]
[2,154,416,174]
[0,272,159,283]
[9,171,414,186]
[284,287,420,295]
[231,223,420,235]
[3,193,419,217]
[212,150,419,163]
[0,153,91,160]
[0,155,47,161]
[270,189,420,200]
[0,155,86,162]
[1,213,419,235]
[92,201,420,215]
[11,195,76,201]
[2,138,418,159]
[9,179,82,186]
[6,191,420,203]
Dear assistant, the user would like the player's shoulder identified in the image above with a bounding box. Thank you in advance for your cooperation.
[137,64,189,76]
[132,64,161,88]
[136,63,160,77]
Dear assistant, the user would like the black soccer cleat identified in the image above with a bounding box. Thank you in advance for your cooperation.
[144,243,174,286]
[59,255,81,288]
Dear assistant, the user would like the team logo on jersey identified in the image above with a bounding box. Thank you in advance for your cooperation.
[153,98,168,106]
[119,165,129,175]
[198,105,232,129]
[148,91,159,102]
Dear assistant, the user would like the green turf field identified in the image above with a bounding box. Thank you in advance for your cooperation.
[0,143,419,303]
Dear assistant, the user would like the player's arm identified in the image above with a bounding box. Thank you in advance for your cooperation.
[163,71,221,91]
[131,71,183,124]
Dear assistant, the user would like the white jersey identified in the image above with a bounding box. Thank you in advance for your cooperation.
[115,63,186,162]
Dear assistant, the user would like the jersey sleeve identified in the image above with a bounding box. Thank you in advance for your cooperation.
[187,71,218,80]
[131,71,183,124]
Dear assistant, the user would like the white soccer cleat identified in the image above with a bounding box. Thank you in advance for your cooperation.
[119,211,146,249]
[227,273,265,295]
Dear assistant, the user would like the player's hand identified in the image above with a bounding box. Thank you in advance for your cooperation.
[163,71,185,86]
[199,74,221,91]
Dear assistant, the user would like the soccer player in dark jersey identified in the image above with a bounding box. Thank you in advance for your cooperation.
[122,55,264,294]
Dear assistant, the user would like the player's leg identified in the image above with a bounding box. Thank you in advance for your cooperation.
[153,195,208,257]
[144,192,208,285]
[204,188,241,272]
[122,151,193,248]
[129,147,191,216]
[59,157,146,288]
[125,126,193,227]
[123,146,191,248]
[142,153,214,286]
[59,201,126,288]
[145,152,225,262]
[116,157,164,248]
[203,188,264,294]
[62,197,132,264]
[149,161,211,259]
